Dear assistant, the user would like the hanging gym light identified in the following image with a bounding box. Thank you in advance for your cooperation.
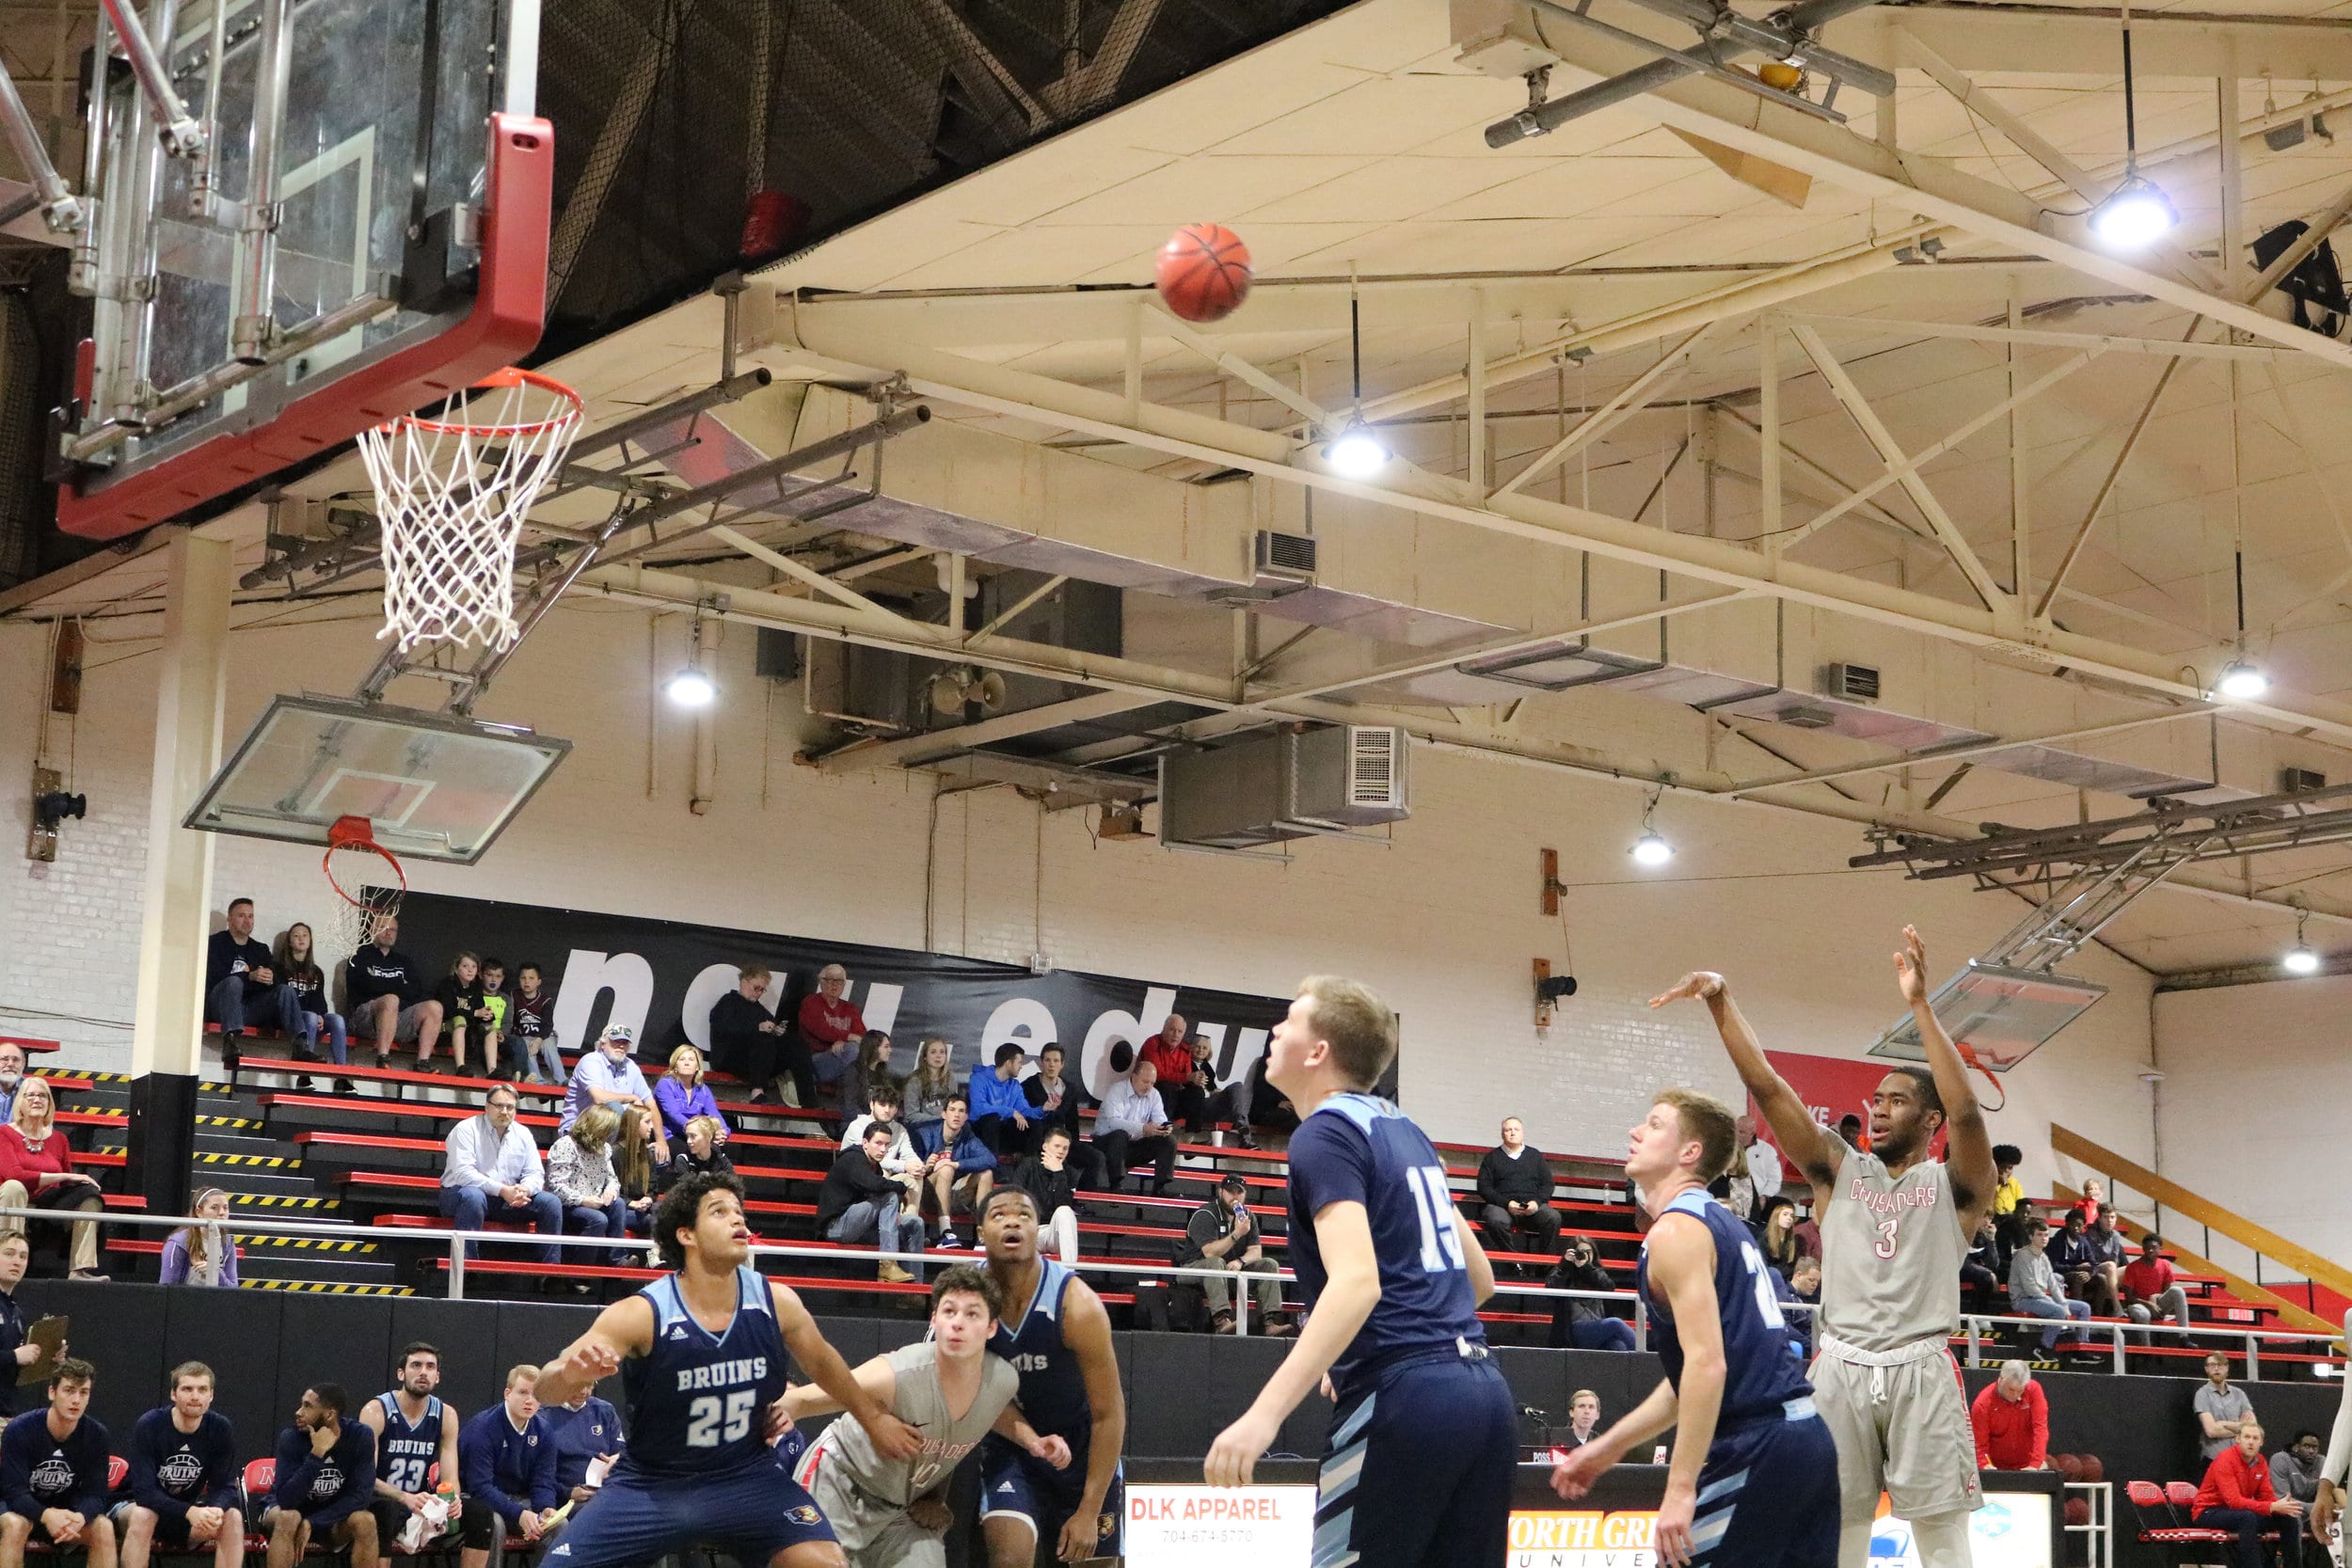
[665,610,717,707]
[1321,266,1389,478]
[1629,790,1674,867]
[2214,550,2268,701]
[2090,1,2177,250]
[2283,907,2322,974]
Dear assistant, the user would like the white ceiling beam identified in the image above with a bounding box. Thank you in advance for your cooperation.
[1494,324,1714,499]
[1525,26,2352,376]
[1781,314,2297,363]
[760,309,2352,750]
[810,689,1152,774]
[1836,7,2352,88]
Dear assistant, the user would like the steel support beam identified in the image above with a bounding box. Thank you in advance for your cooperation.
[811,689,1153,773]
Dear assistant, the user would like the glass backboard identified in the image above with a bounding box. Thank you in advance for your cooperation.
[185,693,568,863]
[1867,960,2108,1071]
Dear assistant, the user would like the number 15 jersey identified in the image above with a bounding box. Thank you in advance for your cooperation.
[1285,1093,1486,1397]
[617,1265,791,1481]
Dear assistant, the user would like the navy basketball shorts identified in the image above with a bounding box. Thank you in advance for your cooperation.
[1316,1349,1517,1568]
[977,1433,1123,1557]
[542,1456,834,1568]
[1686,1400,1841,1568]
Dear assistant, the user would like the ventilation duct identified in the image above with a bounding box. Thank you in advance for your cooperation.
[1159,726,1410,850]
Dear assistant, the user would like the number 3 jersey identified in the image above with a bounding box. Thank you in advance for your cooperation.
[1817,1148,1967,1351]
[1639,1190,1812,1424]
[1285,1093,1486,1396]
[618,1265,791,1481]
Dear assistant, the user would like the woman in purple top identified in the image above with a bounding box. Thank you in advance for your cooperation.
[157,1188,239,1287]
[651,1046,729,1148]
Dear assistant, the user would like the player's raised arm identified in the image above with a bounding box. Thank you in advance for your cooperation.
[778,1354,897,1423]
[1058,1281,1126,1563]
[1651,971,1842,1193]
[536,1297,649,1407]
[1206,1199,1379,1489]
[1896,927,1995,1218]
[769,1283,924,1462]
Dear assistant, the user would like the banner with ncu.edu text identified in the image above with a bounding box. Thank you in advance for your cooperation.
[389,891,1362,1101]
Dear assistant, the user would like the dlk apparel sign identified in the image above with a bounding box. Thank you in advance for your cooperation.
[389,890,1346,1100]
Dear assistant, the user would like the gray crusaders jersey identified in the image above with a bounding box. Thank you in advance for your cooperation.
[1818,1148,1968,1350]
[801,1342,1018,1508]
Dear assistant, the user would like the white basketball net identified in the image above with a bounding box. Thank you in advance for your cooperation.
[358,369,582,652]
[324,840,406,957]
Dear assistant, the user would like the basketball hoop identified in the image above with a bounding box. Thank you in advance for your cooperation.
[323,815,407,955]
[358,367,582,653]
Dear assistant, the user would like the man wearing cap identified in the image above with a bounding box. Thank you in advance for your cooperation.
[559,1027,669,1164]
[1177,1173,1291,1338]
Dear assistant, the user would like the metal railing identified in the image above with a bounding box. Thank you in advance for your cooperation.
[36,1206,2352,1373]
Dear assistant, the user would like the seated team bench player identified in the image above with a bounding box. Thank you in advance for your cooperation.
[0,1358,112,1568]
[264,1385,379,1568]
[119,1362,241,1568]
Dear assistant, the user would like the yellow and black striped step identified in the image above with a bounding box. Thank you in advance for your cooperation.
[229,1194,336,1210]
[71,1070,237,1094]
[239,1235,377,1255]
[95,1148,299,1169]
[250,1279,413,1296]
[68,1107,261,1132]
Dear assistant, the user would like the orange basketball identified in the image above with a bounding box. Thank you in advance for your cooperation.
[1155,223,1252,323]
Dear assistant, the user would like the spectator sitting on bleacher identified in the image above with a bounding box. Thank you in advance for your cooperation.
[903,1037,959,1133]
[2008,1219,2090,1353]
[2073,1177,2106,1227]
[0,1077,105,1281]
[1136,1016,1198,1132]
[119,1360,239,1568]
[508,965,560,1085]
[1963,1212,2002,1318]
[839,1085,921,1179]
[456,1366,557,1568]
[203,897,299,1052]
[2081,1210,2126,1317]
[358,1342,457,1559]
[1970,1361,2048,1471]
[1756,1195,1807,1275]
[797,964,867,1102]
[1092,1060,1176,1195]
[655,1117,734,1196]
[1243,1048,1298,1139]
[547,1106,629,1255]
[1012,1128,1081,1262]
[0,1235,32,1419]
[1991,1145,2026,1252]
[2122,1232,2192,1335]
[840,1032,897,1125]
[1185,1031,1258,1148]
[0,1046,23,1128]
[1022,1045,1106,1187]
[2195,1420,2304,1568]
[265,1385,377,1568]
[0,1357,110,1568]
[2049,1211,2115,1318]
[1178,1173,1291,1338]
[1476,1117,1562,1257]
[1544,1234,1635,1352]
[477,960,510,1072]
[612,1107,659,1239]
[914,1097,997,1248]
[1787,1256,1820,1351]
[967,1044,1033,1157]
[560,1027,669,1164]
[1738,1116,1780,1222]
[707,967,783,1105]
[652,1046,727,1149]
[818,1122,926,1286]
[430,954,492,1078]
[157,1188,237,1288]
[274,924,347,1085]
[347,917,440,1074]
[438,1083,564,1263]
[537,1383,621,1512]
[2197,1350,2257,1463]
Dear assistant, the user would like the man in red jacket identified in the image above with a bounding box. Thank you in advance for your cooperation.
[1969,1362,2048,1471]
[1137,1016,1200,1129]
[2196,1420,2304,1568]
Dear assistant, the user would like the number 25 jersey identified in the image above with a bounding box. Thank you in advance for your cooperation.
[618,1265,791,1481]
[1285,1093,1486,1396]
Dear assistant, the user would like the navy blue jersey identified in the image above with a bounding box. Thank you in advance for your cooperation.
[1,1411,109,1520]
[986,1259,1092,1442]
[1284,1094,1485,1391]
[1638,1189,1812,1427]
[129,1408,239,1519]
[617,1265,790,1482]
[372,1393,445,1495]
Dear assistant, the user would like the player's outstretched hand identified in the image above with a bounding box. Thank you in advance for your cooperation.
[862,1408,925,1462]
[1894,925,1930,1007]
[1549,1443,1613,1500]
[1028,1433,1073,1470]
[550,1338,622,1390]
[1648,973,1725,1009]
[1205,1409,1277,1489]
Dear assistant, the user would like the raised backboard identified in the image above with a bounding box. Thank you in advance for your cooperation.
[185,693,568,863]
[55,0,550,539]
[1867,960,2108,1071]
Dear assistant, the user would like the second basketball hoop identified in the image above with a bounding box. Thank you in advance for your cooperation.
[358,367,583,654]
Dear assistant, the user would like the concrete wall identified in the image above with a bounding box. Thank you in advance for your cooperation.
[0,601,2159,1187]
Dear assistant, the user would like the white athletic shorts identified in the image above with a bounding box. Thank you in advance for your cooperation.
[804,1461,946,1568]
[1810,1334,1984,1525]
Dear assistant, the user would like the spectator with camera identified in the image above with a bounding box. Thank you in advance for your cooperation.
[456,1366,558,1568]
[0,1358,111,1568]
[1178,1173,1290,1338]
[119,1361,240,1568]
[1476,1117,1562,1258]
[1545,1235,1635,1352]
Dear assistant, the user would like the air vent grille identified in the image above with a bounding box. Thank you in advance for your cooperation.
[1824,662,1881,703]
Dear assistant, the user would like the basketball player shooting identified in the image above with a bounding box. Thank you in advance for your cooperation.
[1652,927,1996,1568]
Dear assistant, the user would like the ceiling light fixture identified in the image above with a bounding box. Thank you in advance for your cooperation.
[2284,906,2322,974]
[1321,262,1389,478]
[2090,2,2176,250]
[1629,788,1674,867]
[2214,549,2267,701]
[665,610,717,707]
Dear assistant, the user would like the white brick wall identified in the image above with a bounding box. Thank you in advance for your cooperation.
[0,605,2158,1189]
